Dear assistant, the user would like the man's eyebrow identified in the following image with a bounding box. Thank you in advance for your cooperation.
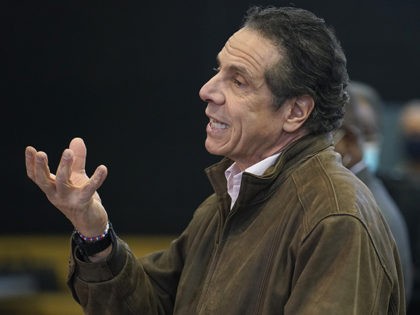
[215,55,254,79]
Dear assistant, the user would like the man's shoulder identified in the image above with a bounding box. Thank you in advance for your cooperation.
[293,150,363,205]
[290,149,378,229]
[290,151,397,265]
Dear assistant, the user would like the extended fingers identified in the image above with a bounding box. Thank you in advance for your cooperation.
[25,146,37,180]
[29,149,55,195]
[55,149,74,196]
[80,165,108,201]
[26,141,108,212]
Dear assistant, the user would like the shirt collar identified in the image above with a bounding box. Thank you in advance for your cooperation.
[224,153,281,209]
[245,153,281,176]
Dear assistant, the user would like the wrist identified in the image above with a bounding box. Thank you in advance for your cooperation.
[75,222,110,242]
[74,217,109,239]
[73,222,115,260]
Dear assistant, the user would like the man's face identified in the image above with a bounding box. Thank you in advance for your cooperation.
[199,28,291,170]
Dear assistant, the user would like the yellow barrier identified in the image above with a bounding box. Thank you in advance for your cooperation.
[0,235,174,315]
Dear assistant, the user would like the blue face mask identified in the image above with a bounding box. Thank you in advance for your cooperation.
[363,141,380,173]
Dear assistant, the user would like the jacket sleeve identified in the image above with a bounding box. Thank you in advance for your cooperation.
[284,215,404,314]
[67,232,187,315]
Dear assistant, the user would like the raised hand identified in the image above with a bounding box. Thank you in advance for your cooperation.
[25,137,109,237]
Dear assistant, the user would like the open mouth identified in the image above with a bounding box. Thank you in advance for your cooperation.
[209,118,229,129]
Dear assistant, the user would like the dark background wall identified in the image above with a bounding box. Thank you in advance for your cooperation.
[4,0,420,234]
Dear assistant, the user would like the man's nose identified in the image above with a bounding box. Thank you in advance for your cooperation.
[199,74,225,105]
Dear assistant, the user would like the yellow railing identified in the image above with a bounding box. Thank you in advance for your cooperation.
[0,235,174,315]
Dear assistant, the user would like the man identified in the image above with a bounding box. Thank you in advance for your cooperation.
[398,100,420,173]
[25,6,405,314]
[334,85,413,302]
[346,81,384,173]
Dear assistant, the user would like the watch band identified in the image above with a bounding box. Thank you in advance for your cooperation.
[73,222,115,259]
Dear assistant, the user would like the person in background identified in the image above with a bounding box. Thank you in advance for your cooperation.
[334,85,413,302]
[24,6,405,314]
[380,99,420,314]
[346,81,384,174]
[399,100,420,174]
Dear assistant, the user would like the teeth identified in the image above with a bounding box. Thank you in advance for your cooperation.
[210,118,228,129]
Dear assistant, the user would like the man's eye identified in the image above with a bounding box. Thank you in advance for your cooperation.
[233,78,244,87]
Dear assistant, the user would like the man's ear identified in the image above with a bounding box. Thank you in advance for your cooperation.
[283,95,315,133]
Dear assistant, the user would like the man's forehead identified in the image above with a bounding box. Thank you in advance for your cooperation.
[221,28,280,68]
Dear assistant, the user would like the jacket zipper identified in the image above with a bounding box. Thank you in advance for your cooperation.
[196,204,232,314]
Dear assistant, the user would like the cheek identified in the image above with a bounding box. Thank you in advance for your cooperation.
[227,96,273,137]
[232,120,267,148]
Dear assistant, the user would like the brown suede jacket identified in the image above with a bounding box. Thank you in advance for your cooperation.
[68,133,405,314]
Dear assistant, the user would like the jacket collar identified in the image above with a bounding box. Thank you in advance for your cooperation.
[205,132,335,209]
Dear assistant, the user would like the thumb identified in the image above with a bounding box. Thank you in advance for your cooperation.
[69,137,87,172]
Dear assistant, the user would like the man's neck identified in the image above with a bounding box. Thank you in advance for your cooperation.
[234,130,308,171]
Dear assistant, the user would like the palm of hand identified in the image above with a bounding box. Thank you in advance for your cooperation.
[26,137,109,234]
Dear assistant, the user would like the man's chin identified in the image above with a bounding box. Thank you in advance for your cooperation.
[205,140,226,157]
